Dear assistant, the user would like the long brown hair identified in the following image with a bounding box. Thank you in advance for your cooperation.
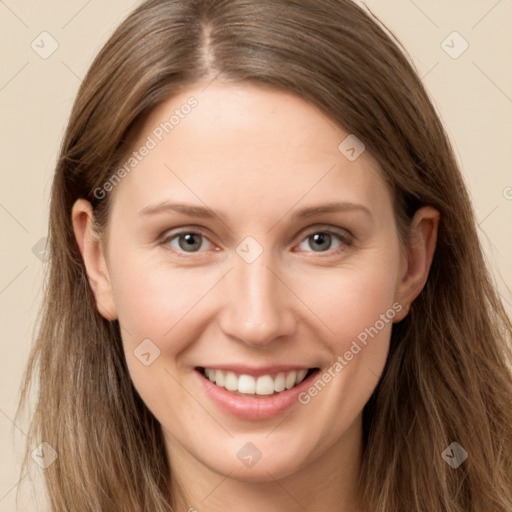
[19,0,512,510]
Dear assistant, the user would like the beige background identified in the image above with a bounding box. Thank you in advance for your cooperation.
[1,1,511,510]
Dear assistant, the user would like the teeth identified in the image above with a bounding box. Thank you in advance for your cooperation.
[225,371,238,391]
[256,375,275,395]
[202,368,311,396]
[296,369,307,384]
[215,370,225,387]
[274,373,285,392]
[285,371,297,390]
[238,375,256,394]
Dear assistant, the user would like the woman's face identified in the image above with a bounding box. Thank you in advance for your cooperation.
[78,83,427,485]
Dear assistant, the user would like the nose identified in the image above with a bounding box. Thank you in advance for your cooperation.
[218,252,297,347]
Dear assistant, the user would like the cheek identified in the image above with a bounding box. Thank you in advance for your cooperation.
[109,255,218,411]
[294,252,401,345]
[108,248,221,351]
[109,237,401,353]
[292,264,398,431]
[289,248,400,406]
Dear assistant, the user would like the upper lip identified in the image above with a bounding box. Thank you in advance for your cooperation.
[196,364,318,378]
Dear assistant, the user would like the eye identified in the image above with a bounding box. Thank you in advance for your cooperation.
[159,226,353,257]
[163,230,214,254]
[296,228,352,254]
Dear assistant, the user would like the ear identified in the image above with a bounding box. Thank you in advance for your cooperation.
[71,199,118,321]
[393,206,440,322]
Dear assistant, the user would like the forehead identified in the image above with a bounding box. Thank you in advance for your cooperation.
[109,82,391,224]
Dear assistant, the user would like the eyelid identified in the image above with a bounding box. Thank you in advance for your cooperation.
[293,224,354,255]
[159,224,354,256]
[159,225,212,241]
[299,224,353,241]
[159,226,216,256]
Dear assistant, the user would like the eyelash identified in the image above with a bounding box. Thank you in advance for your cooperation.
[159,226,353,258]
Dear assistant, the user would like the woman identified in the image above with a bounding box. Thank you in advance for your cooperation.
[19,0,512,510]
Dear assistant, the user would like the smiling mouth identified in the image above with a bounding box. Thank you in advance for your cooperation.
[196,367,320,397]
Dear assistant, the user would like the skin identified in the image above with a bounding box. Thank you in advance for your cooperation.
[73,82,439,511]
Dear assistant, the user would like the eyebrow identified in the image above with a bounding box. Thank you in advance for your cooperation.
[138,200,372,220]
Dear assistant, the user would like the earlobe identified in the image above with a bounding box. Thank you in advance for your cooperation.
[393,206,440,322]
[71,199,118,321]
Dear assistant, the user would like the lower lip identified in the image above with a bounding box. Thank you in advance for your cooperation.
[195,368,319,420]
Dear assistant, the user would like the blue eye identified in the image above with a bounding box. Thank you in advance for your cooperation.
[165,231,213,253]
[161,227,352,257]
[297,230,351,254]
